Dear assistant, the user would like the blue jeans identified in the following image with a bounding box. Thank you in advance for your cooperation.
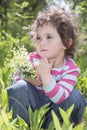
[7,80,87,129]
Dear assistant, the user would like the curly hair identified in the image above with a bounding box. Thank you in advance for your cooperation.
[29,7,78,58]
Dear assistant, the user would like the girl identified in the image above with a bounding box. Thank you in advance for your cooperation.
[7,7,87,129]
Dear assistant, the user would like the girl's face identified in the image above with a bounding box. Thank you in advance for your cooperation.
[35,24,66,65]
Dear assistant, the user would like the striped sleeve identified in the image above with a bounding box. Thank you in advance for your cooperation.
[43,58,80,104]
[29,52,41,64]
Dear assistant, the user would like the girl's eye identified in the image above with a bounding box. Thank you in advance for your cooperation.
[36,36,41,41]
[47,35,53,39]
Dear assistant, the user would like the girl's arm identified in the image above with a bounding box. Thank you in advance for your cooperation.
[35,57,80,104]
[42,69,80,104]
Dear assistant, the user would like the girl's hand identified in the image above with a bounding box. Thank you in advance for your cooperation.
[25,72,42,87]
[35,57,55,77]
[35,57,55,86]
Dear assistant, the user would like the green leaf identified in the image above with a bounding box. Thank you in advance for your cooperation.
[22,2,29,8]
[0,68,3,80]
[32,109,39,128]
[67,124,73,130]
[17,115,28,129]
[52,110,62,130]
[1,110,9,126]
[0,78,5,89]
[1,89,8,111]
[15,13,24,18]
[14,3,22,8]
[59,107,70,125]
[67,104,74,118]
[28,104,50,130]
[47,121,55,130]
[73,122,84,130]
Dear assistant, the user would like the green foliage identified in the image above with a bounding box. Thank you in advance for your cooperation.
[16,115,29,130]
[76,70,87,98]
[66,0,87,39]
[0,88,17,130]
[52,105,86,130]
[0,0,47,70]
[0,65,11,89]
[75,44,87,98]
[52,110,62,130]
[0,110,18,130]
[28,104,50,130]
[0,0,87,129]
[0,89,87,130]
[52,105,76,130]
[82,107,87,130]
[1,89,8,111]
[0,78,5,94]
[0,40,12,68]
[75,44,87,71]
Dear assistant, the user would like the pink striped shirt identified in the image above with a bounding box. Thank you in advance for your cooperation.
[29,52,80,104]
[14,52,80,104]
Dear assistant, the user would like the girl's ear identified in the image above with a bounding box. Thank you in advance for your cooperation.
[68,38,73,47]
[64,38,73,49]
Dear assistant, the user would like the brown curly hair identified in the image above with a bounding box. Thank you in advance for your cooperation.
[29,7,78,58]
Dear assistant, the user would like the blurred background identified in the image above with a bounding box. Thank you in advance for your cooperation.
[0,0,87,98]
[0,1,87,129]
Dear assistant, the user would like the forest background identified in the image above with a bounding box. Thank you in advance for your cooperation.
[0,0,87,130]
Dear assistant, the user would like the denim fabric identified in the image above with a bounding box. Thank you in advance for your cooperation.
[7,80,87,129]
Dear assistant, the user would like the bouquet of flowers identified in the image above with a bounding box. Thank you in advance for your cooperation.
[8,46,36,80]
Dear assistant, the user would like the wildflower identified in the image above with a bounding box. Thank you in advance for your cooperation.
[8,46,36,80]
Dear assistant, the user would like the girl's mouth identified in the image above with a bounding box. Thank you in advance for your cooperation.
[40,49,48,52]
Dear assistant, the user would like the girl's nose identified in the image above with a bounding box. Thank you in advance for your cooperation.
[40,38,47,45]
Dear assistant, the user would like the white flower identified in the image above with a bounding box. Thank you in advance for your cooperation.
[8,46,36,79]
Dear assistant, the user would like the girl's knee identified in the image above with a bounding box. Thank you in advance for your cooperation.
[12,80,27,89]
[7,80,28,99]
